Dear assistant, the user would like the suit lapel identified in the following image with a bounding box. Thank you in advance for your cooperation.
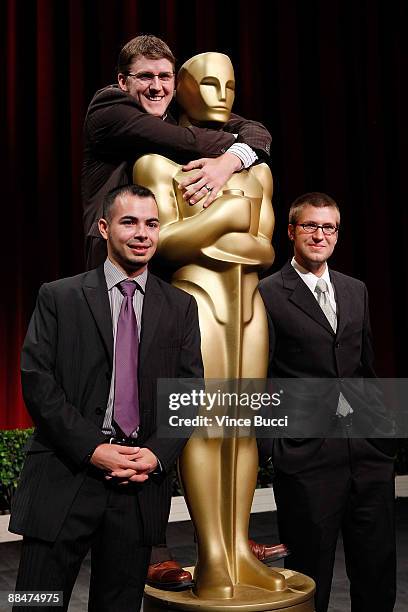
[330,270,352,338]
[281,261,335,335]
[139,274,164,365]
[83,266,113,366]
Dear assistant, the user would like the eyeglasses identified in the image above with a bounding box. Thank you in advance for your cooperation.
[126,71,175,83]
[294,222,339,236]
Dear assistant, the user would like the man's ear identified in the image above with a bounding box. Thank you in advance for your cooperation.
[117,73,128,92]
[288,224,295,241]
[98,218,109,240]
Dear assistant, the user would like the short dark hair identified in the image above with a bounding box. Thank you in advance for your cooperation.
[117,34,175,74]
[102,184,157,221]
[288,192,340,225]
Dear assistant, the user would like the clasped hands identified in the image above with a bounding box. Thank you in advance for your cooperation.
[90,443,159,485]
[179,152,242,207]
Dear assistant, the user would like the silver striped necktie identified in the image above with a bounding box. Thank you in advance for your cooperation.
[315,278,337,332]
[315,278,352,418]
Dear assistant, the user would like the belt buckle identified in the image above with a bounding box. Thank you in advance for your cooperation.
[108,436,137,446]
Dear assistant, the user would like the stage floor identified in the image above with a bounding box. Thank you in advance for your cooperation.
[1,500,407,611]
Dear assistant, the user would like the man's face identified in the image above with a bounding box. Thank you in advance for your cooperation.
[288,204,339,274]
[98,194,160,277]
[118,55,175,117]
[177,53,235,124]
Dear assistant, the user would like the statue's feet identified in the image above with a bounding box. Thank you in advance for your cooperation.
[193,559,234,599]
[237,546,286,591]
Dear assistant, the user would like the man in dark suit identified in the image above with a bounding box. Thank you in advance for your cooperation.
[259,192,396,612]
[82,34,272,270]
[9,184,203,611]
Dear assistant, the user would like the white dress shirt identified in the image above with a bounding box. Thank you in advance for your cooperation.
[291,257,337,313]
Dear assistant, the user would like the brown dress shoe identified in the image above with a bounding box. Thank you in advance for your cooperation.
[146,560,194,591]
[248,540,290,564]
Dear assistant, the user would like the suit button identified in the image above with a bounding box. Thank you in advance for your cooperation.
[95,407,103,415]
[335,342,340,348]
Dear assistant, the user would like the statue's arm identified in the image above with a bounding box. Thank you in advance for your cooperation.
[249,163,275,242]
[158,194,252,263]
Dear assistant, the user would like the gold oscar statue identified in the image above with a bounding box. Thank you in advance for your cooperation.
[135,53,314,611]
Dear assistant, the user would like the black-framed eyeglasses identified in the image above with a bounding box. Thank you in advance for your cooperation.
[126,71,175,83]
[294,222,339,236]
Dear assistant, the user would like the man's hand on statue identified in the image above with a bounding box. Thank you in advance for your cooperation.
[180,152,242,208]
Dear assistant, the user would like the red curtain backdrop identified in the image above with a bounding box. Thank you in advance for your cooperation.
[1,0,407,429]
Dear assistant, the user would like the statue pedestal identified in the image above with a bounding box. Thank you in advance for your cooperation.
[143,568,315,612]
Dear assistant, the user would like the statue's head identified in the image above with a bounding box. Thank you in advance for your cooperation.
[177,52,235,124]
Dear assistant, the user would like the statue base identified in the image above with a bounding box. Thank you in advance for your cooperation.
[143,567,315,612]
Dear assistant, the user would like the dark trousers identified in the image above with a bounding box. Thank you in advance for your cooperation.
[150,543,173,564]
[14,469,151,612]
[273,439,396,612]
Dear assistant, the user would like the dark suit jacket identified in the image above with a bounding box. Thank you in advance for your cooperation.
[258,261,396,463]
[81,85,272,266]
[10,266,203,543]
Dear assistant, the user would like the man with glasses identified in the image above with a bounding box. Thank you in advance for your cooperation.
[259,192,396,612]
[82,34,272,270]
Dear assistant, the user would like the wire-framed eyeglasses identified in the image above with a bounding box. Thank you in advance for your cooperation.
[126,71,175,83]
[294,222,339,236]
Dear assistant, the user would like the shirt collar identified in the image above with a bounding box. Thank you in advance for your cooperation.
[104,258,147,293]
[291,257,332,294]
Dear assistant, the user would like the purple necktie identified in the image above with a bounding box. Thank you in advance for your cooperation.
[113,280,140,437]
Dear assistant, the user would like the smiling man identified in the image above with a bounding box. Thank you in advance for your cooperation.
[10,184,203,612]
[259,192,397,612]
[98,188,160,269]
[288,201,339,274]
[82,34,272,270]
[117,55,175,118]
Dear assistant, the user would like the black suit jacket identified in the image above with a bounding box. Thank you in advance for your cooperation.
[81,85,272,267]
[258,261,396,462]
[10,266,203,543]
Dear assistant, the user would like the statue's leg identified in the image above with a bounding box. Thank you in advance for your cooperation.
[176,280,234,597]
[234,437,286,591]
[179,438,234,598]
[233,291,286,590]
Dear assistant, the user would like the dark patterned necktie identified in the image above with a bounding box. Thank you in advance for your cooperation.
[113,280,140,437]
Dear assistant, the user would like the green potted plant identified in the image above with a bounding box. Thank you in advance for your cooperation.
[0,429,33,513]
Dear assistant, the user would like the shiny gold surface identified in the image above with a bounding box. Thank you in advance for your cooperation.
[133,52,298,604]
[177,52,235,124]
[144,568,315,611]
